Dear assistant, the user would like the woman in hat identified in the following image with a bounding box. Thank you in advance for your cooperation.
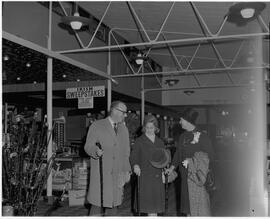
[166,109,214,216]
[130,115,170,216]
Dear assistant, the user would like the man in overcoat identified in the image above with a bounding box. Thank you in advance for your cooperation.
[84,101,131,216]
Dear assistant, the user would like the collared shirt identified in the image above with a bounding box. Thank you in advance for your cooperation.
[108,116,117,129]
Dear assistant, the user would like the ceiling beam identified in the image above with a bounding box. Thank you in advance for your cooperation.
[2,81,106,93]
[145,84,250,93]
[2,31,110,80]
[57,32,269,54]
[112,65,269,78]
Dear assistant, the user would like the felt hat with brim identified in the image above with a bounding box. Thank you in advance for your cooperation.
[181,108,199,126]
[149,148,171,169]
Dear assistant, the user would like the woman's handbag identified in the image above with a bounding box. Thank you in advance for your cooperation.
[204,169,216,192]
[192,167,217,193]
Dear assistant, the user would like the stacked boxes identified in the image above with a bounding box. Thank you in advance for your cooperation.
[51,158,72,191]
[69,158,90,206]
[72,167,88,190]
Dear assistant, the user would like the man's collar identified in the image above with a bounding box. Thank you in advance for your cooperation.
[108,116,114,124]
[108,116,117,127]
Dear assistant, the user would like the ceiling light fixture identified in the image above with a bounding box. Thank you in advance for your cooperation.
[4,55,9,61]
[61,3,90,30]
[246,51,255,64]
[240,8,255,19]
[26,62,31,68]
[227,2,266,25]
[165,79,179,87]
[17,77,21,81]
[111,78,119,85]
[135,52,146,65]
[183,90,195,95]
[62,74,67,78]
[76,79,80,82]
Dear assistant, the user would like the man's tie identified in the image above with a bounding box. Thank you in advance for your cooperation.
[113,123,118,135]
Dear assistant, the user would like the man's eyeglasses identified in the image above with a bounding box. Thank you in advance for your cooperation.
[115,108,127,114]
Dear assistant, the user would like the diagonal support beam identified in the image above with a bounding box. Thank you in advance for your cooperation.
[190,2,228,69]
[111,32,136,74]
[146,61,163,88]
[86,2,111,48]
[190,2,237,84]
[154,2,175,41]
[162,34,183,71]
[210,42,236,84]
[59,2,111,49]
[2,31,110,79]
[190,2,231,37]
[185,44,201,70]
[257,15,270,33]
[229,40,245,67]
[126,2,151,42]
[183,56,201,86]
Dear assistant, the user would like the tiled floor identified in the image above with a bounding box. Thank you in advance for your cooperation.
[35,179,179,216]
[34,166,257,217]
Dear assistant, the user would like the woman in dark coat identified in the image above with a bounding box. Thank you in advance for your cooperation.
[166,109,214,216]
[130,115,166,216]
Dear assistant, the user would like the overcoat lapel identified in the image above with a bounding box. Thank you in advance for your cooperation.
[104,118,117,140]
[142,134,154,146]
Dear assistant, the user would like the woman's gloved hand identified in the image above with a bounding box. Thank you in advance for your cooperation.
[133,164,141,176]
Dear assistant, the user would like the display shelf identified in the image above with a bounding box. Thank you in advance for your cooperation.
[43,156,89,193]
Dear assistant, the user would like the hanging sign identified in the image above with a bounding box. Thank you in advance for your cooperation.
[78,97,94,109]
[66,86,105,99]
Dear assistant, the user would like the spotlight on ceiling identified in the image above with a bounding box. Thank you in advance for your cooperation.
[135,53,146,65]
[111,78,119,85]
[183,90,195,96]
[4,55,9,61]
[246,51,255,64]
[61,3,90,30]
[240,8,255,19]
[165,79,179,87]
[227,2,266,26]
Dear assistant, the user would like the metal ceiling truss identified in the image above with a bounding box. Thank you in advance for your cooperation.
[55,1,269,90]
[58,1,112,49]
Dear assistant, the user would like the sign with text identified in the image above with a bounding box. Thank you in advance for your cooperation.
[66,86,105,99]
[78,97,93,109]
